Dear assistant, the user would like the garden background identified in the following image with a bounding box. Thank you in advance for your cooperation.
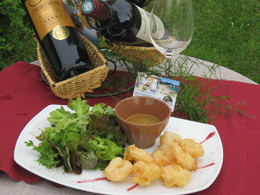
[0,0,259,84]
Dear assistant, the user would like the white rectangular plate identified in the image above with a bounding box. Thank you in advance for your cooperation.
[14,105,223,195]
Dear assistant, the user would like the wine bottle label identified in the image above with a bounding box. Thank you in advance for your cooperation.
[25,0,75,40]
[135,5,165,44]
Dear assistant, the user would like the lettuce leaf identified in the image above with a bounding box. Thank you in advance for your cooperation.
[76,150,98,169]
[25,140,60,169]
[88,136,124,161]
[25,97,126,174]
[68,97,89,117]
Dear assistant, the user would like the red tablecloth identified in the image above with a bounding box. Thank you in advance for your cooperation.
[0,61,259,194]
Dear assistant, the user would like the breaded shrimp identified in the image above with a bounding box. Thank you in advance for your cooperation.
[170,142,197,171]
[158,144,176,164]
[132,160,161,186]
[152,148,174,167]
[124,145,153,163]
[103,157,133,182]
[179,138,204,158]
[159,131,182,147]
[160,165,192,188]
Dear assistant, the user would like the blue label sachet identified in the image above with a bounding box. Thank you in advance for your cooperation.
[133,72,180,112]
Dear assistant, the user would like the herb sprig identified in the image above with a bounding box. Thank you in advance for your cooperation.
[99,45,253,124]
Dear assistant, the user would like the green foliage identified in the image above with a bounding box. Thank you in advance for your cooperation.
[0,0,36,70]
[0,0,25,50]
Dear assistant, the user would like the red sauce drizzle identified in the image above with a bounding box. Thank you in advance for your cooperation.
[197,163,215,170]
[127,183,139,191]
[200,132,216,144]
[77,177,108,183]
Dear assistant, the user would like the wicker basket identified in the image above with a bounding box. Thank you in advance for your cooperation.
[107,40,165,66]
[37,35,109,99]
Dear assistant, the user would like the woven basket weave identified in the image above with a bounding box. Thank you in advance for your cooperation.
[107,40,165,66]
[37,34,109,99]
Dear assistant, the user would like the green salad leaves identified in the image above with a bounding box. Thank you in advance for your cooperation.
[25,98,127,174]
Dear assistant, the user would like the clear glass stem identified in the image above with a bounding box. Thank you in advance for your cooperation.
[163,53,181,77]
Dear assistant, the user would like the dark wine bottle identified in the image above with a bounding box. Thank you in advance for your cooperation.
[126,0,147,7]
[21,0,94,81]
[81,0,164,44]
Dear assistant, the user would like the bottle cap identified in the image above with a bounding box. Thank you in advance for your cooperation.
[82,0,98,14]
[81,0,110,22]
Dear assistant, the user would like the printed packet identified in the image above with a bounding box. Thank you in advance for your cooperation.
[133,72,180,112]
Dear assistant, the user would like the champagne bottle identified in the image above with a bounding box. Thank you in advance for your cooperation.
[81,0,164,44]
[21,0,94,81]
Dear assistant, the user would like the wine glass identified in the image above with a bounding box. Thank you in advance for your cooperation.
[150,0,194,64]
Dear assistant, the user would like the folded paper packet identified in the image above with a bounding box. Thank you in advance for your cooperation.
[133,72,180,112]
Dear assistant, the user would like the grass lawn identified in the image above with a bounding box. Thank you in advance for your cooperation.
[183,0,260,84]
[1,0,259,84]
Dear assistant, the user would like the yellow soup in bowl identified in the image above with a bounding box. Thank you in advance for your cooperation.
[126,114,160,124]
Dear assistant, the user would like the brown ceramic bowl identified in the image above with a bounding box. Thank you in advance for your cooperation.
[114,96,171,149]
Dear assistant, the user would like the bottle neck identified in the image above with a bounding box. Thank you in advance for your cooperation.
[81,0,110,22]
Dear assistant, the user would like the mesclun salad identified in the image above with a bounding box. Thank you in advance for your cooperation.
[25,97,127,174]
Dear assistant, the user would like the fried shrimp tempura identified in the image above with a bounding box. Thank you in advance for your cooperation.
[124,145,153,163]
[160,165,192,188]
[159,131,182,147]
[104,133,204,189]
[152,149,173,167]
[179,138,204,158]
[132,160,161,186]
[103,157,133,182]
[158,144,176,164]
[170,142,197,171]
